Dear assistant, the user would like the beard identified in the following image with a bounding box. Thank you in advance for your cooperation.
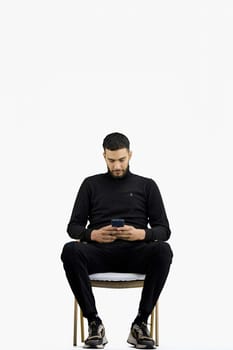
[108,166,129,179]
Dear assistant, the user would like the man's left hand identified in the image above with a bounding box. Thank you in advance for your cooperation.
[114,225,145,241]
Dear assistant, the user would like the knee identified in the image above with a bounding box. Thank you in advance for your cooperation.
[158,241,173,263]
[61,241,77,264]
[152,241,173,265]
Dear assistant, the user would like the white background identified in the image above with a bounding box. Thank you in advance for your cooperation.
[0,1,233,350]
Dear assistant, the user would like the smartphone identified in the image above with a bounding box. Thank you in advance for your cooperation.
[111,218,125,227]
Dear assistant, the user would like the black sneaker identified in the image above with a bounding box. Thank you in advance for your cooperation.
[84,320,108,348]
[127,322,155,349]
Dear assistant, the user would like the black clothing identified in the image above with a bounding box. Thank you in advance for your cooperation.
[67,170,171,242]
[61,240,173,318]
[61,170,173,319]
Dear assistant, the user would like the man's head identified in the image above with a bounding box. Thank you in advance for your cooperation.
[102,132,132,178]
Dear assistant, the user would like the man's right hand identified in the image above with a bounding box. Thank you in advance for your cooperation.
[91,225,118,243]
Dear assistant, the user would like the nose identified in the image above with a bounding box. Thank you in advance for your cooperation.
[113,161,121,170]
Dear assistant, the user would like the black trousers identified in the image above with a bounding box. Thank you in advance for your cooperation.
[61,240,173,319]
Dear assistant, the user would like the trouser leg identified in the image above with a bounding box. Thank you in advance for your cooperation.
[61,241,111,318]
[127,241,173,317]
[140,242,173,316]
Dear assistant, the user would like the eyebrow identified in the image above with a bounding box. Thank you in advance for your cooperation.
[107,157,127,161]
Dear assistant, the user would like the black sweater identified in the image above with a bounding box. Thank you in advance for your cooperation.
[67,170,171,242]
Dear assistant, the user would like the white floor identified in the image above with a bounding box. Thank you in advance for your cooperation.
[51,343,233,350]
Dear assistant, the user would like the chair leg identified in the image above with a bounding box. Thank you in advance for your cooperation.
[73,298,78,346]
[80,308,85,342]
[155,301,159,346]
[150,306,155,338]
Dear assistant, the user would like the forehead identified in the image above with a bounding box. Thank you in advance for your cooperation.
[105,148,129,159]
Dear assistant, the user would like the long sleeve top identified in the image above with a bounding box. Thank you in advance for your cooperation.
[67,170,171,242]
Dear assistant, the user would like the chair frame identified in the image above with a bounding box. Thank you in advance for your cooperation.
[73,278,159,347]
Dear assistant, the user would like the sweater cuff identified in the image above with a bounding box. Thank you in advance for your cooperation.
[81,228,93,242]
[145,226,171,241]
[145,228,155,241]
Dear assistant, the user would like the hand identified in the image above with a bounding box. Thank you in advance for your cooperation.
[91,225,118,243]
[114,225,146,241]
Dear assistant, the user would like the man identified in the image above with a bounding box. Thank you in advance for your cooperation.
[61,132,173,349]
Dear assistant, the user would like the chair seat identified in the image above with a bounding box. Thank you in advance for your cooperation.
[89,272,145,281]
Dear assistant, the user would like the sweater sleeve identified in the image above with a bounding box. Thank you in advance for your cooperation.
[67,179,93,242]
[144,179,171,241]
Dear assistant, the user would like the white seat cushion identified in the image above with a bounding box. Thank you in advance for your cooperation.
[89,272,145,281]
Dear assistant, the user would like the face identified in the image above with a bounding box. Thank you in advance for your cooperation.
[103,148,132,178]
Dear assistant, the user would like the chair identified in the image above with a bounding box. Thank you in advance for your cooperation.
[73,272,159,346]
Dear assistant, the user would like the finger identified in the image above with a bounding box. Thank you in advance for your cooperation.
[104,235,116,242]
[117,232,129,237]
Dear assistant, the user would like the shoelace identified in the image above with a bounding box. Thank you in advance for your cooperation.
[141,322,150,336]
[134,322,150,337]
[89,321,99,336]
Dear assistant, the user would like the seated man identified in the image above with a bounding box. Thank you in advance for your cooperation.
[61,132,173,349]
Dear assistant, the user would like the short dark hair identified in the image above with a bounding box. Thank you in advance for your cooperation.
[102,132,130,151]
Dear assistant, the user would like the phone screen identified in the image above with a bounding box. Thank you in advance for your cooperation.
[111,219,125,227]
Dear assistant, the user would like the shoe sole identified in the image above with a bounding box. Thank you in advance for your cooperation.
[83,345,105,349]
[84,336,108,348]
[127,334,155,349]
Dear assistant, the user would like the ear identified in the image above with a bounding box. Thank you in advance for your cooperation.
[129,150,132,160]
[103,151,106,160]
